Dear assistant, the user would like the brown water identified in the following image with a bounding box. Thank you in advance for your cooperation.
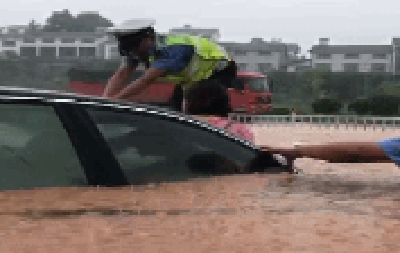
[1,125,399,252]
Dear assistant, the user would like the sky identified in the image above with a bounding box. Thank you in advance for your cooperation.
[1,0,399,55]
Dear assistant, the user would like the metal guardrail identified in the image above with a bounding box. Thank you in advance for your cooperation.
[228,114,400,131]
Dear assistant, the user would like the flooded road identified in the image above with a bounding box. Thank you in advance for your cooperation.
[1,125,400,252]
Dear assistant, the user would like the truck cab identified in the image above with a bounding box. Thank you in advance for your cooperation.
[228,72,272,114]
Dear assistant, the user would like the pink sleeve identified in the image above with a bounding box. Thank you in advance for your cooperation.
[207,117,228,128]
[206,117,255,143]
[228,123,255,142]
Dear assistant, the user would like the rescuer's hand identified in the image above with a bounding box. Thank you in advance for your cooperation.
[113,68,165,99]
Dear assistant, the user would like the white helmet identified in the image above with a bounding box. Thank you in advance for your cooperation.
[106,19,156,36]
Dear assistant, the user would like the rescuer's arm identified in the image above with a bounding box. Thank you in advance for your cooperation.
[112,45,194,100]
[103,55,141,98]
[112,67,165,100]
[261,141,395,164]
[102,64,136,98]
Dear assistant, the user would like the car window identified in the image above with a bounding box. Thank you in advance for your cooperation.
[247,77,269,92]
[85,108,258,185]
[0,104,87,190]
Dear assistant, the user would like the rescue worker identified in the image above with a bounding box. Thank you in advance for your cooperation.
[102,19,237,112]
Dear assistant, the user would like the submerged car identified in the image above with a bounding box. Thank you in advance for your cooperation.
[0,87,289,191]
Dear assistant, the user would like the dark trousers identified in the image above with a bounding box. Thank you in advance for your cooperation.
[169,60,238,112]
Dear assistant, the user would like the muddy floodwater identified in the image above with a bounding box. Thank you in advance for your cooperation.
[1,125,400,252]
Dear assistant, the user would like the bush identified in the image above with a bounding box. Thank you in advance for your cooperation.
[348,98,371,115]
[311,98,342,114]
[369,95,400,116]
[264,107,291,115]
[349,95,400,116]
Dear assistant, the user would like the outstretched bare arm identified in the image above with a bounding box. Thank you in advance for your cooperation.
[102,65,135,98]
[112,68,165,100]
[262,142,393,164]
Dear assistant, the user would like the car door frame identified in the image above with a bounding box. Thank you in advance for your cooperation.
[0,95,129,187]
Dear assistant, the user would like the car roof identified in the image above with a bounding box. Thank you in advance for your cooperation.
[237,72,266,78]
[0,86,259,150]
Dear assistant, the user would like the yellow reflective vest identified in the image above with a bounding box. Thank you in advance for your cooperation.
[149,34,232,89]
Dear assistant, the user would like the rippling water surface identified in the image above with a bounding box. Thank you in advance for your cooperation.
[1,126,399,252]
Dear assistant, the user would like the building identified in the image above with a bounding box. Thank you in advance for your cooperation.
[392,37,400,75]
[103,41,119,60]
[0,26,110,60]
[310,38,393,73]
[0,25,32,35]
[286,57,312,72]
[0,23,306,74]
[219,37,301,73]
[169,24,220,42]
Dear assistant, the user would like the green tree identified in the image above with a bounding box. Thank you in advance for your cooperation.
[43,9,75,32]
[300,69,326,99]
[27,19,41,34]
[74,12,113,32]
[321,73,359,102]
[43,9,114,32]
[379,82,400,97]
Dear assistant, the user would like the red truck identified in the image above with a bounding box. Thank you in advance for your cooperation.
[68,69,273,114]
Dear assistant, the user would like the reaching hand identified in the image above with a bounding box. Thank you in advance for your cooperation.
[261,146,299,169]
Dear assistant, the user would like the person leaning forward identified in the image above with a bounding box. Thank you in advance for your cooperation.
[102,19,237,112]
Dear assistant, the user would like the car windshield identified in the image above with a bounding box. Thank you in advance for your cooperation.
[247,77,270,92]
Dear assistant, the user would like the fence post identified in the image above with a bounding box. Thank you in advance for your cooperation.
[354,116,357,130]
[364,118,367,131]
[372,117,376,131]
[335,116,339,129]
[327,116,330,129]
